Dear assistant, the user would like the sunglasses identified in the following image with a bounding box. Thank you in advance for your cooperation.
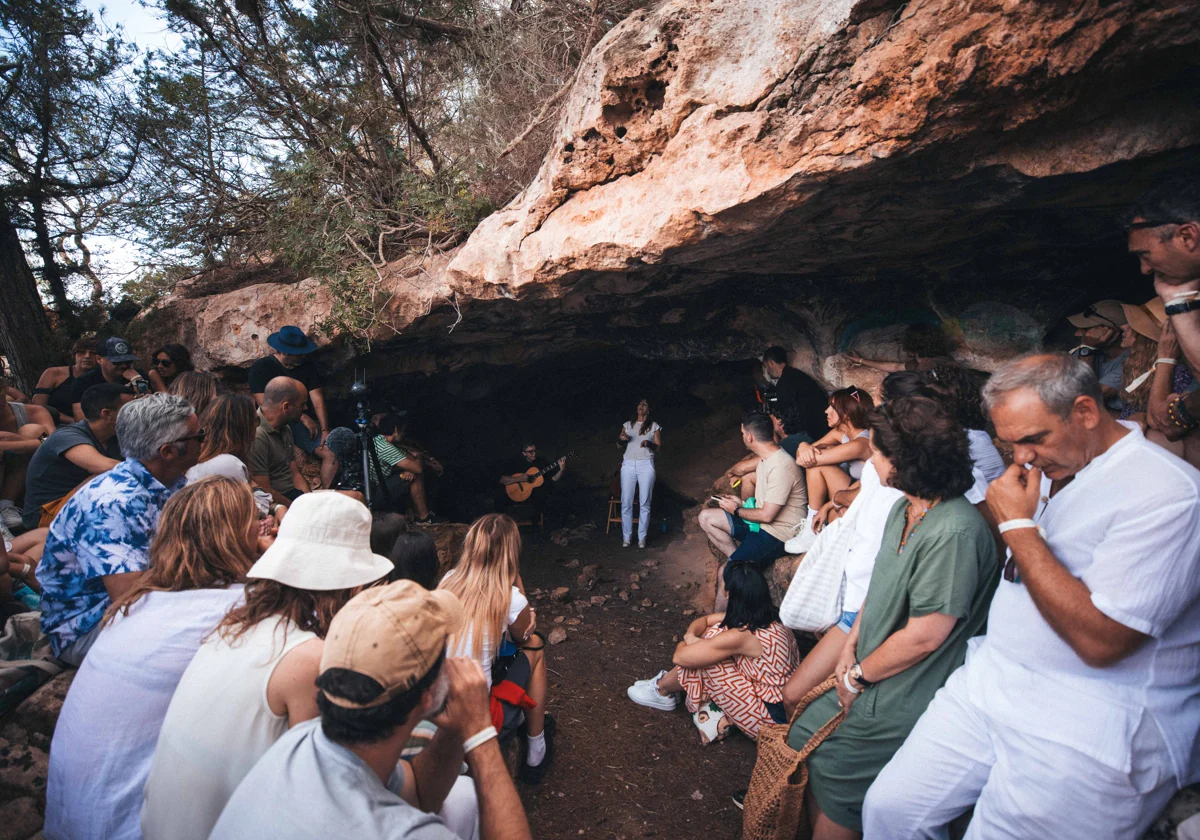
[1002,555,1021,584]
[1081,306,1121,330]
[154,358,175,367]
[171,428,206,445]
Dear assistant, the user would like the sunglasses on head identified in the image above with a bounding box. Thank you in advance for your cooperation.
[1126,218,1186,230]
[1081,306,1121,330]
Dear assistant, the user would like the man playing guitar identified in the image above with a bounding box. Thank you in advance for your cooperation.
[500,443,567,511]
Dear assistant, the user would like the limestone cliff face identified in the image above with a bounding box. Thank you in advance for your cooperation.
[143,0,1200,385]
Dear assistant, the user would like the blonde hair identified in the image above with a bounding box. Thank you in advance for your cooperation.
[438,513,522,660]
[104,476,257,624]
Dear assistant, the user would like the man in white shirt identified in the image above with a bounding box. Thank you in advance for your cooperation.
[864,353,1200,839]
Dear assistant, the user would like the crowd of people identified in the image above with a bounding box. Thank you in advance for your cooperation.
[0,179,1197,840]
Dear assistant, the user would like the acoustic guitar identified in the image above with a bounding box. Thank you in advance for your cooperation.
[505,451,578,503]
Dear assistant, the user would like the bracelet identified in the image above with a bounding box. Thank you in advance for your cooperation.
[1165,291,1200,306]
[1156,358,1179,366]
[842,671,861,695]
[997,519,1043,535]
[463,725,498,754]
[1167,393,1200,431]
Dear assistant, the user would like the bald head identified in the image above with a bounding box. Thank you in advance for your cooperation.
[263,376,307,408]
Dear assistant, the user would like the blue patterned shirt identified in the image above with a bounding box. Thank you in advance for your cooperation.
[37,458,185,655]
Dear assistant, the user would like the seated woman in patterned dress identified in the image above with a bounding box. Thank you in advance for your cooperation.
[625,563,800,740]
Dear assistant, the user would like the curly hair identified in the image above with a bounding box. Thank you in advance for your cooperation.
[869,396,974,500]
[925,362,988,430]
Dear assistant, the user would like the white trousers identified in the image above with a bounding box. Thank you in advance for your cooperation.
[862,666,1177,840]
[620,458,655,542]
[439,775,480,840]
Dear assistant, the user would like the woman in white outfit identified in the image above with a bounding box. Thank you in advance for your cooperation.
[618,399,661,548]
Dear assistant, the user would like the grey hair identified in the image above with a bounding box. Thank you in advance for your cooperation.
[117,394,195,461]
[982,353,1103,419]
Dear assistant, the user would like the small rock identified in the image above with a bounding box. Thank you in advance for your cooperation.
[640,559,659,568]
[565,617,582,626]
[629,626,642,634]
[630,573,640,583]
[630,583,640,591]
[618,590,630,601]
[564,559,580,569]
[547,627,569,645]
[641,598,654,607]
[553,615,565,624]
[550,586,571,603]
[673,584,682,590]
[589,595,608,606]
[683,609,696,616]
[691,790,704,801]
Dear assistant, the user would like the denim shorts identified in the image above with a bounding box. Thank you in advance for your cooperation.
[835,609,859,634]
[725,511,786,567]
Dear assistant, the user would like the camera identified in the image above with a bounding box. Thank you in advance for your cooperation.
[131,376,151,396]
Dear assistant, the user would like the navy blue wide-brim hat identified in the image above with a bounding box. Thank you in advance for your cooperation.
[267,325,318,355]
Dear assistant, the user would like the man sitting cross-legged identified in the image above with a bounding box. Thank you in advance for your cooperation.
[864,353,1200,839]
[209,580,533,840]
[701,412,807,603]
[36,394,200,665]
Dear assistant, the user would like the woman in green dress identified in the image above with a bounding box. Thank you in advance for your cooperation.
[787,394,999,839]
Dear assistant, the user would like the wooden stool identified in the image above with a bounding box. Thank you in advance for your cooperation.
[605,492,639,535]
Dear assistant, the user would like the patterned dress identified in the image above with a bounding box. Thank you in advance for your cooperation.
[37,458,184,655]
[677,621,800,740]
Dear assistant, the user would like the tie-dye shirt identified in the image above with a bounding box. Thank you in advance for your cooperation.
[37,459,184,655]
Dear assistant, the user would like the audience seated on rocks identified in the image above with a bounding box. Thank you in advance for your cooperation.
[702,413,807,590]
[166,369,217,416]
[36,394,199,666]
[372,412,442,523]
[0,375,56,529]
[249,375,311,506]
[778,375,915,707]
[21,384,125,531]
[249,325,338,489]
[627,563,799,742]
[438,513,554,784]
[865,353,1200,839]
[791,387,874,552]
[779,395,997,840]
[760,346,830,440]
[1066,299,1130,412]
[149,343,193,389]
[31,337,101,424]
[141,491,393,840]
[845,322,956,374]
[188,393,279,519]
[70,337,164,421]
[45,476,260,840]
[209,582,529,840]
[723,405,811,501]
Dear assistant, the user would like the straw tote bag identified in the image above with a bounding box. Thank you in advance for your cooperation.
[742,675,846,840]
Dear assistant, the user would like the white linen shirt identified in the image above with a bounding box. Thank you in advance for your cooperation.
[963,424,1200,784]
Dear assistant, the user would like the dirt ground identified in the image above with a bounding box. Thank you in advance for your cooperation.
[512,517,758,840]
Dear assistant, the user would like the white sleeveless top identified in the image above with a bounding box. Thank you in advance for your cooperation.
[45,586,245,840]
[839,430,871,480]
[140,616,318,840]
[622,421,661,461]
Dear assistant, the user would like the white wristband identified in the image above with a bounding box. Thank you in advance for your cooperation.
[463,725,498,754]
[842,671,861,695]
[1156,358,1179,366]
[1167,292,1200,306]
[998,519,1043,536]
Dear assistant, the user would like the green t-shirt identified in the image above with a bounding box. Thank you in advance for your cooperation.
[370,436,409,480]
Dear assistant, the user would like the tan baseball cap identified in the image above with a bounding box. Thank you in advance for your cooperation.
[1067,299,1127,329]
[319,580,463,709]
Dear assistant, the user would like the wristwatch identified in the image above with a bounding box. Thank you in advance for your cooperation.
[1165,298,1200,316]
[850,662,874,688]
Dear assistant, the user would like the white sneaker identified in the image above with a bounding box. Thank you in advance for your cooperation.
[626,677,677,711]
[0,503,21,531]
[632,669,667,689]
[638,539,646,549]
[622,539,630,548]
[785,517,818,555]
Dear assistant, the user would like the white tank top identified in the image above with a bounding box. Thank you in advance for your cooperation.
[140,616,318,840]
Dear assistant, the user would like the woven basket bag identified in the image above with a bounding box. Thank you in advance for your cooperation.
[742,675,846,840]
